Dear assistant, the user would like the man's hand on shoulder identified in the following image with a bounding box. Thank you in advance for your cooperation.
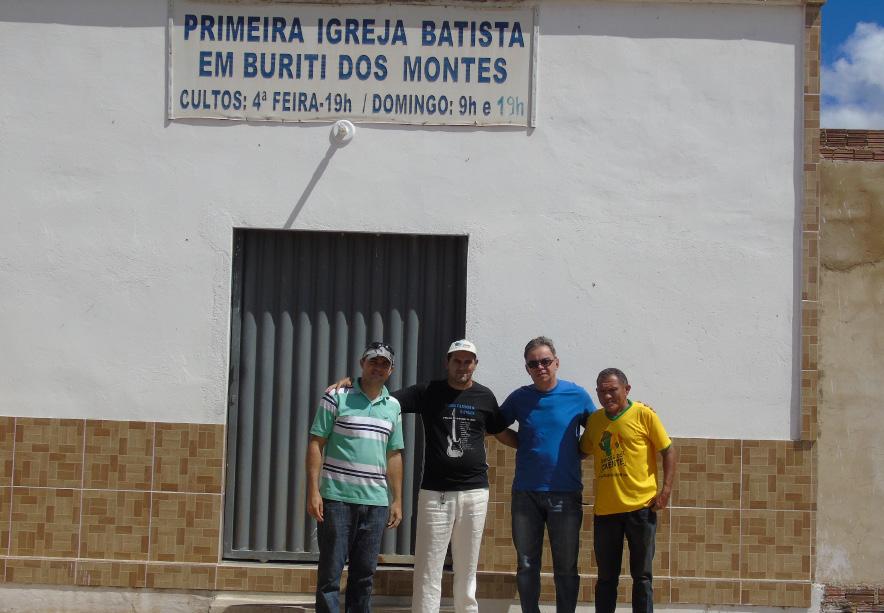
[325,376,353,395]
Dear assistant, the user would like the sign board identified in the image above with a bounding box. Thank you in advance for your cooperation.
[168,1,537,126]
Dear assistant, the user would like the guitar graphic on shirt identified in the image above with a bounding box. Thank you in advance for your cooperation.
[443,410,464,458]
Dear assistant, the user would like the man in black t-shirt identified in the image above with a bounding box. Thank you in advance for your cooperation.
[395,339,507,613]
[327,339,506,613]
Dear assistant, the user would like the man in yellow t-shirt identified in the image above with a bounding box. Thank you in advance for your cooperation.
[580,368,677,613]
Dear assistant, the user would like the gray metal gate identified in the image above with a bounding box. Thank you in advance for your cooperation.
[224,229,468,562]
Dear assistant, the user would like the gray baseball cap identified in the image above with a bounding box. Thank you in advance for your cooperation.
[361,342,394,365]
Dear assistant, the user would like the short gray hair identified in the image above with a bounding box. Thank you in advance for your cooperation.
[597,368,628,387]
[523,336,556,359]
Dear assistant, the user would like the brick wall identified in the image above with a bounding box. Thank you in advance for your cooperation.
[820,130,884,161]
[823,586,884,613]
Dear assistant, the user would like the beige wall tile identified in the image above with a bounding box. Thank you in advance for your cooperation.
[704,510,740,578]
[672,439,741,509]
[154,424,224,493]
[145,563,215,590]
[741,581,811,607]
[0,486,9,557]
[84,420,153,490]
[802,234,820,303]
[0,414,819,604]
[780,441,815,510]
[742,441,814,511]
[540,533,553,574]
[13,418,84,488]
[703,440,742,508]
[5,558,76,585]
[479,500,515,572]
[579,505,593,575]
[215,564,316,592]
[439,572,454,598]
[79,490,151,560]
[10,487,80,557]
[742,441,777,509]
[76,561,146,588]
[670,509,702,577]
[655,508,670,578]
[374,567,414,596]
[476,571,518,600]
[150,492,220,563]
[810,512,817,581]
[800,369,819,441]
[0,417,13,487]
[741,510,812,581]
[654,579,671,604]
[670,578,708,603]
[582,471,595,508]
[671,579,740,605]
[708,579,741,605]
[671,439,704,507]
[486,439,515,504]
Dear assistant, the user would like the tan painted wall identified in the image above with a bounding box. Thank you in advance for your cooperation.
[817,160,884,584]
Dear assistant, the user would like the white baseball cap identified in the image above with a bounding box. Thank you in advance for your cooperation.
[447,339,477,357]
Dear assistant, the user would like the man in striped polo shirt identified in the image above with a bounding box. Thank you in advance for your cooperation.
[307,342,405,613]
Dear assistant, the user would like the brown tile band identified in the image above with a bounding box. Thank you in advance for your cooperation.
[0,423,816,607]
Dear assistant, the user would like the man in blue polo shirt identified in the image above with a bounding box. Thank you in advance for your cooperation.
[498,336,596,613]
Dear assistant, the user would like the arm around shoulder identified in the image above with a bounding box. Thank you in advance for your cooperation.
[324,376,353,395]
[494,427,519,449]
[579,414,594,457]
[391,382,425,414]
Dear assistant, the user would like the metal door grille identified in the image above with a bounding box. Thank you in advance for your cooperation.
[224,229,467,562]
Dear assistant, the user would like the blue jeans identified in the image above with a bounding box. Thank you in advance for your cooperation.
[511,490,584,613]
[315,499,388,613]
[593,508,657,613]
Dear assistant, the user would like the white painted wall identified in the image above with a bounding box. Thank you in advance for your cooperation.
[0,0,803,437]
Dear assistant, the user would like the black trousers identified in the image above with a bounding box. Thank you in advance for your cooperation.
[593,507,656,613]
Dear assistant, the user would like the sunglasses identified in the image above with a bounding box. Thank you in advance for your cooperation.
[367,341,394,352]
[526,357,555,369]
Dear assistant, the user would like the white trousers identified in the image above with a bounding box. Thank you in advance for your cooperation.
[412,488,490,613]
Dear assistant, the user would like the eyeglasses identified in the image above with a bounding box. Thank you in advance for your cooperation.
[526,357,555,369]
[367,341,393,352]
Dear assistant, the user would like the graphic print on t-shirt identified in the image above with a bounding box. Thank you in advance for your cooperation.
[599,430,626,474]
[443,402,478,458]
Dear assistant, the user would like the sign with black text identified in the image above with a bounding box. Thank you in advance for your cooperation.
[169,2,537,126]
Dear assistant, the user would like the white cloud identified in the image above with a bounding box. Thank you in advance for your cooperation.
[821,22,884,129]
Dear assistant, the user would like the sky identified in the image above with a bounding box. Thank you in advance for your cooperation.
[821,0,884,128]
